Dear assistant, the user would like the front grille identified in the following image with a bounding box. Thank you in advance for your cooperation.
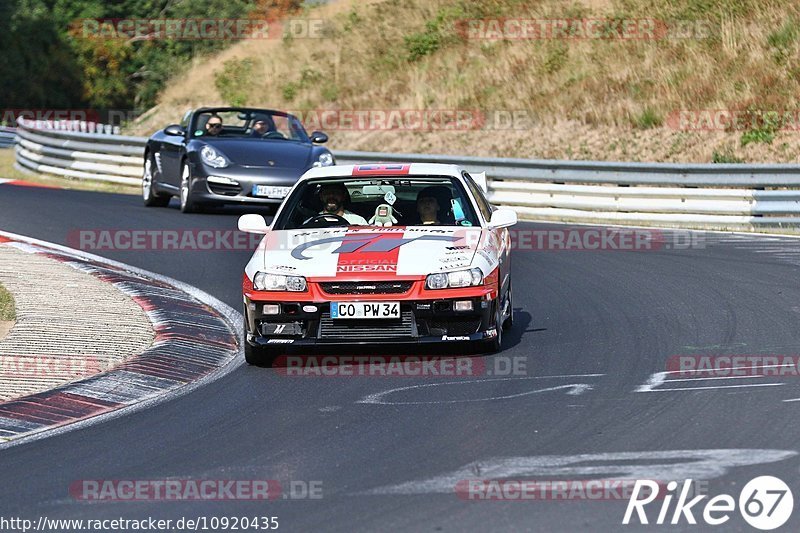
[318,311,415,339]
[427,317,482,336]
[320,281,413,295]
[208,182,242,196]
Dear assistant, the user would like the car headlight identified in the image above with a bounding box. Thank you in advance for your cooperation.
[200,145,230,168]
[253,272,307,292]
[426,267,483,289]
[312,152,334,167]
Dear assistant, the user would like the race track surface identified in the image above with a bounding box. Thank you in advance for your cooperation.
[1,185,800,531]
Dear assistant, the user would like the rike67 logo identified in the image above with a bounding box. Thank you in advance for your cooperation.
[623,476,793,530]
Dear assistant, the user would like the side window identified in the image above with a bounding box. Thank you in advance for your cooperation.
[462,172,493,223]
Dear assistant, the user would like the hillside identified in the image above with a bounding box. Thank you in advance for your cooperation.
[128,0,800,163]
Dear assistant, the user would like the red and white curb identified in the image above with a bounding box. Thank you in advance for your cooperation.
[0,179,60,188]
[0,244,155,400]
[0,230,242,447]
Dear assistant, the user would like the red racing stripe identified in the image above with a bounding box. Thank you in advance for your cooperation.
[333,229,408,280]
[351,164,411,176]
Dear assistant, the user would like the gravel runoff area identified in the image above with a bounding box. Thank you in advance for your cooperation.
[0,244,155,401]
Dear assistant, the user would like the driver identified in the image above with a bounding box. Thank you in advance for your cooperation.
[318,183,367,225]
[250,115,274,137]
[251,119,268,137]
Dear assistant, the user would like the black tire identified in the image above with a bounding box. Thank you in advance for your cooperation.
[179,162,201,213]
[485,300,504,353]
[142,154,170,207]
[245,341,264,365]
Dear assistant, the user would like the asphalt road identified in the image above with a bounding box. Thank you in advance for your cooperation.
[1,184,800,531]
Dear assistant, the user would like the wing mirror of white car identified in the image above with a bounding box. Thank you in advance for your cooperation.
[238,214,270,233]
[487,208,518,229]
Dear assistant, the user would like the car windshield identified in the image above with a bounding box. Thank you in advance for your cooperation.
[191,109,310,142]
[273,176,481,230]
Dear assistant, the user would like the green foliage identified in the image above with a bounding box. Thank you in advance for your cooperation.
[0,0,303,113]
[0,0,84,108]
[543,43,569,74]
[282,82,299,101]
[740,128,775,146]
[634,108,663,129]
[405,20,444,62]
[321,84,339,101]
[767,19,800,64]
[215,58,255,107]
[343,8,361,32]
[711,149,744,163]
[0,282,14,321]
[740,110,781,146]
[404,3,477,62]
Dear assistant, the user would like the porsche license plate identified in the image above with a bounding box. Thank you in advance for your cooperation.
[331,302,400,319]
[252,185,291,198]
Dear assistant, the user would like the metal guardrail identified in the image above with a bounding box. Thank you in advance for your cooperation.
[15,119,144,186]
[0,127,16,148]
[13,118,800,230]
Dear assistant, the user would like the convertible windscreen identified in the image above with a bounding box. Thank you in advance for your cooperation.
[192,110,310,142]
[273,176,481,230]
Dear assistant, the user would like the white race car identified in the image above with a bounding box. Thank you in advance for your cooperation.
[238,163,517,365]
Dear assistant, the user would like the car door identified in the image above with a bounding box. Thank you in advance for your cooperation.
[463,171,511,292]
[160,111,191,189]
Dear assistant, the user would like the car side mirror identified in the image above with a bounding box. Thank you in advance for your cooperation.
[165,124,185,136]
[310,131,328,144]
[238,214,270,234]
[487,208,517,229]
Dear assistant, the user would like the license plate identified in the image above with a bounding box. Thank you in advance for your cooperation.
[252,185,291,198]
[331,302,400,319]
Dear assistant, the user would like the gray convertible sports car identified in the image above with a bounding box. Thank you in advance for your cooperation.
[142,107,334,213]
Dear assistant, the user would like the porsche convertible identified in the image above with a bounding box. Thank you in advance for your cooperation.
[237,163,518,365]
[142,107,334,213]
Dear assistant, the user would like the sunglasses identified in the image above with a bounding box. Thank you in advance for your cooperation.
[208,123,222,128]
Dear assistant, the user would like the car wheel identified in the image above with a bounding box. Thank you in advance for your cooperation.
[245,341,265,365]
[503,279,514,330]
[485,299,504,353]
[179,163,201,213]
[142,155,170,207]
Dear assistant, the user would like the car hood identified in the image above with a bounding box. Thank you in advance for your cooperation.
[202,139,313,168]
[255,226,490,280]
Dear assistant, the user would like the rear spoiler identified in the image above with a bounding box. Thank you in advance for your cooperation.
[472,171,488,193]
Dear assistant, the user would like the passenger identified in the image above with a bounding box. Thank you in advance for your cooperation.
[416,187,443,225]
[205,114,223,136]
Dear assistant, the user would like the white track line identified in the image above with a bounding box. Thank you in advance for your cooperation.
[640,383,784,392]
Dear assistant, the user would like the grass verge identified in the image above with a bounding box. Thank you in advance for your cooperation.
[0,282,15,322]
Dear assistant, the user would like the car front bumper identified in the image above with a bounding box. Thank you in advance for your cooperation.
[243,298,499,348]
[189,163,303,205]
